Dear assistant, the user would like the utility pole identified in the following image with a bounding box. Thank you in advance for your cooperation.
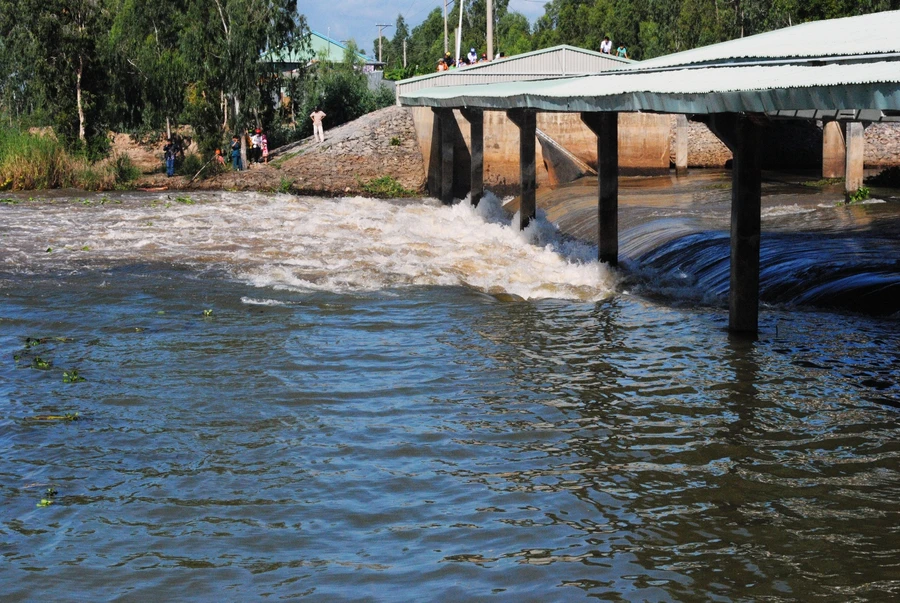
[403,39,407,68]
[376,23,393,63]
[486,0,494,60]
[444,1,449,54]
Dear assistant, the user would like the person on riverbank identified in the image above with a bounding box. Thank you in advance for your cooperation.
[261,131,268,164]
[250,129,262,164]
[163,138,177,177]
[310,107,326,143]
[230,135,242,171]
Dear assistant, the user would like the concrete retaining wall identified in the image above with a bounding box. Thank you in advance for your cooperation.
[410,108,671,195]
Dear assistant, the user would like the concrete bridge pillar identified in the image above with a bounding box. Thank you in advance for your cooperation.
[432,108,457,205]
[844,121,865,196]
[675,115,689,175]
[582,112,619,266]
[822,120,845,179]
[507,109,537,229]
[730,115,762,334]
[461,108,484,206]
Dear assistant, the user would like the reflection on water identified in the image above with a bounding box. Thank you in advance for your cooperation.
[1,179,899,601]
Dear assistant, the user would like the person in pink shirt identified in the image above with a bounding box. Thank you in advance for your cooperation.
[310,107,326,142]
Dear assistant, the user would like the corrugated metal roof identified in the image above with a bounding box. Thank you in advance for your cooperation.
[400,61,900,115]
[396,45,631,103]
[398,46,628,82]
[631,10,900,70]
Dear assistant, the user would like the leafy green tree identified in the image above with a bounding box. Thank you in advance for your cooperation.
[108,0,189,138]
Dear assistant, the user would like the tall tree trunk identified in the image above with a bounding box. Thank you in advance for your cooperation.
[222,91,228,130]
[76,55,86,142]
[235,96,247,168]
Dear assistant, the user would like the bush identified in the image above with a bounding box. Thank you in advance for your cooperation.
[177,152,205,177]
[359,176,414,198]
[113,154,140,185]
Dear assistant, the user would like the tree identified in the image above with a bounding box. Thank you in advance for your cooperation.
[108,0,189,138]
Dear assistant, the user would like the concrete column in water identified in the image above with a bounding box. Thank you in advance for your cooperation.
[675,115,689,175]
[729,115,762,334]
[844,121,865,196]
[460,108,484,206]
[822,120,845,179]
[507,109,537,229]
[433,107,455,205]
[581,112,619,266]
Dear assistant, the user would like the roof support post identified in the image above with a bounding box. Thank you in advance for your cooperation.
[844,121,865,197]
[675,115,689,175]
[822,120,845,179]
[581,112,619,266]
[434,107,456,205]
[507,109,537,229]
[461,108,484,207]
[729,115,762,334]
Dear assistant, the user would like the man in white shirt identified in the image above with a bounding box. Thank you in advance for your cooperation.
[600,36,612,54]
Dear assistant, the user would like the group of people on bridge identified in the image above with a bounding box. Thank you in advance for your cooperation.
[437,48,504,72]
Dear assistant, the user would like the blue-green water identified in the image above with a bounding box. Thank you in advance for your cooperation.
[1,185,898,601]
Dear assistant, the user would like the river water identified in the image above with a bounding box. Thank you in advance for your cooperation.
[1,174,898,601]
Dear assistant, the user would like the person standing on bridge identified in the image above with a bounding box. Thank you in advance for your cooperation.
[310,107,326,143]
[616,43,628,59]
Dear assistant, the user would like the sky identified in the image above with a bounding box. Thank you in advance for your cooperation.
[298,0,547,58]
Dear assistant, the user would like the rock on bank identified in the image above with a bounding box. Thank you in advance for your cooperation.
[186,105,426,195]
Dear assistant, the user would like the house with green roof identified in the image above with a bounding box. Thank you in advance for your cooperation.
[269,30,383,73]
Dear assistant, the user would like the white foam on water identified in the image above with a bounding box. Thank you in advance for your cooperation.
[240,297,291,306]
[1,191,616,302]
[762,204,817,218]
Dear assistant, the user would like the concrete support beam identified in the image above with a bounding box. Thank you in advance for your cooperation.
[675,115,689,175]
[507,109,537,229]
[844,121,865,195]
[433,108,456,205]
[460,108,484,206]
[729,115,762,334]
[822,120,845,179]
[582,112,619,266]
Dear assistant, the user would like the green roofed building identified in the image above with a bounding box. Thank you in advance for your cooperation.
[269,30,383,73]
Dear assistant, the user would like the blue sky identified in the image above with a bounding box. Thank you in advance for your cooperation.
[299,0,546,57]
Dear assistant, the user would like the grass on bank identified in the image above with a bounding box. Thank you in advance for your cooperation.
[359,176,415,198]
[0,127,140,191]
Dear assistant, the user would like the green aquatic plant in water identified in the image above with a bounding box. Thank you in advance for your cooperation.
[848,186,870,203]
[175,195,195,204]
[63,369,86,383]
[27,413,79,422]
[31,356,51,370]
[37,487,58,507]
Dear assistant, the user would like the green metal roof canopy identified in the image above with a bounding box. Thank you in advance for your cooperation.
[400,11,900,119]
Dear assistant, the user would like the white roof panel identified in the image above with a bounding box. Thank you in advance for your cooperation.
[632,10,900,70]
[400,61,900,115]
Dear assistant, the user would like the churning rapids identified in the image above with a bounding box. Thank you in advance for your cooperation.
[1,173,898,601]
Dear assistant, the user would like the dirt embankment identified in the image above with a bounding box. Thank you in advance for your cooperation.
[126,106,427,195]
